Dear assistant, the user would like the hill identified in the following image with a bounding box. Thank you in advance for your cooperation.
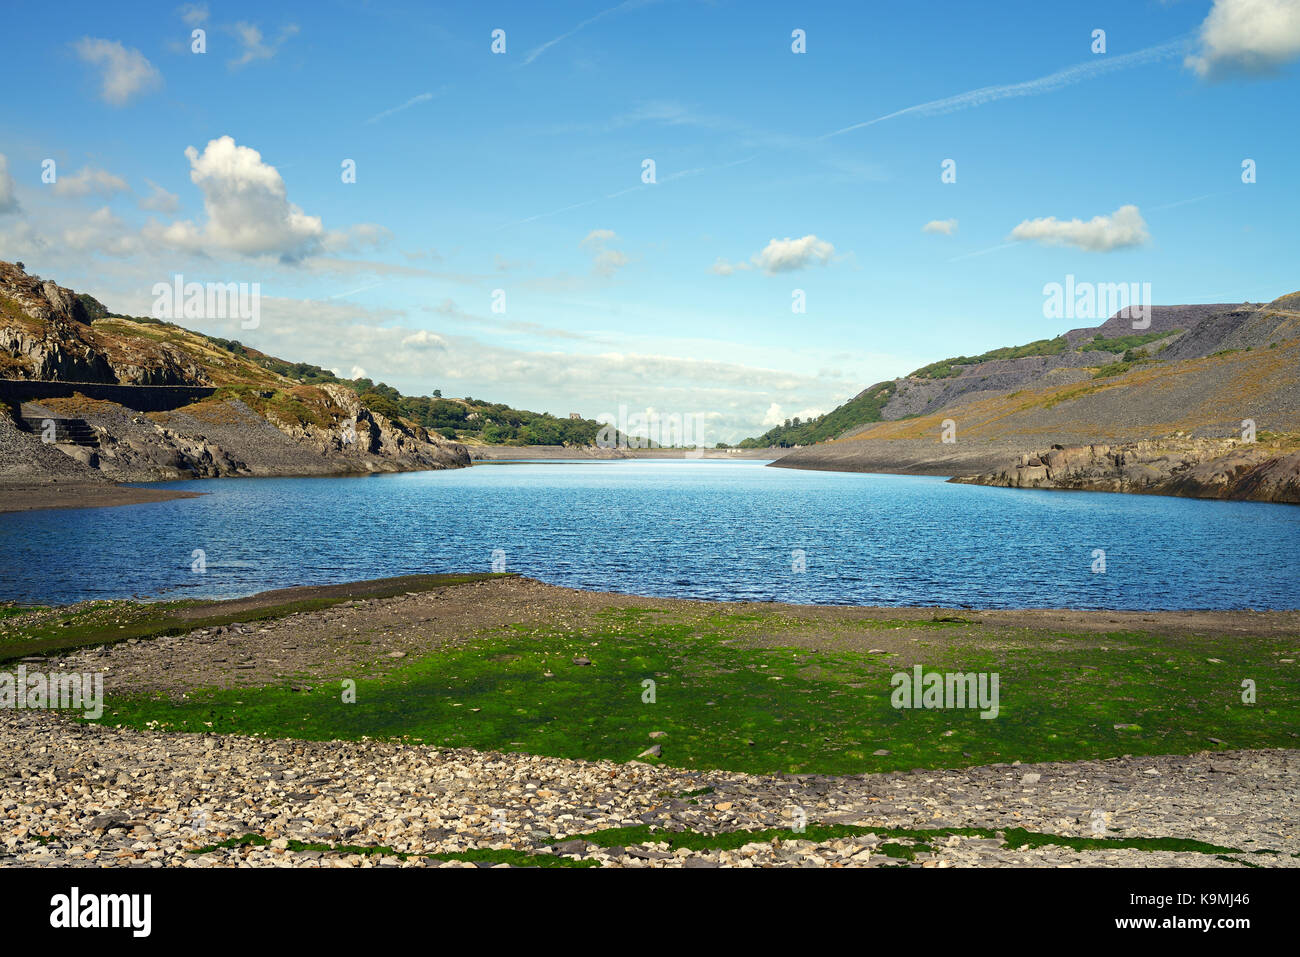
[0,260,474,488]
[765,294,1300,502]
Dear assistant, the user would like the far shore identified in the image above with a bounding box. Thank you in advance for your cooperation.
[468,444,781,460]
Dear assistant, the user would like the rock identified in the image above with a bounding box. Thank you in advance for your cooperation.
[88,811,130,831]
[572,657,592,666]
[637,745,662,758]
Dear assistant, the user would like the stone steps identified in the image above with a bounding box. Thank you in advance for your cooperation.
[16,415,100,447]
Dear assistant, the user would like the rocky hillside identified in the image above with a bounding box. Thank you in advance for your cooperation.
[747,297,1296,448]
[0,261,469,485]
[770,293,1300,502]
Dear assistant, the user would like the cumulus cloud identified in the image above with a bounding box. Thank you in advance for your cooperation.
[761,403,826,427]
[753,235,835,273]
[51,166,129,198]
[922,219,958,235]
[144,136,326,261]
[580,228,629,276]
[1187,0,1300,78]
[1008,204,1149,252]
[401,329,447,350]
[74,38,162,106]
[0,154,19,215]
[714,235,836,276]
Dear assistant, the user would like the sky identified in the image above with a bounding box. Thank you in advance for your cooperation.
[1,0,1298,443]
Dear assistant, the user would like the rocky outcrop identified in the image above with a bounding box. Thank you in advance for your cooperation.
[951,438,1300,504]
[11,392,470,484]
[0,261,208,385]
[1,261,471,487]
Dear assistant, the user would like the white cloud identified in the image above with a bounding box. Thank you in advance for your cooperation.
[0,154,19,215]
[751,235,835,274]
[228,22,299,69]
[762,403,826,427]
[1186,0,1300,77]
[922,219,958,235]
[139,180,180,213]
[52,166,129,198]
[144,136,326,261]
[710,257,750,276]
[1008,204,1149,252]
[401,329,447,350]
[580,228,629,276]
[178,3,209,27]
[61,206,141,257]
[74,38,162,106]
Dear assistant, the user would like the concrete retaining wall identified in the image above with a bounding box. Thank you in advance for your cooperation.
[0,379,216,412]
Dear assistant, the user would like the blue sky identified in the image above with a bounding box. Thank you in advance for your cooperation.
[1,0,1298,441]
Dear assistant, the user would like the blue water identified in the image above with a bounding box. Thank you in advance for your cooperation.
[1,459,1297,609]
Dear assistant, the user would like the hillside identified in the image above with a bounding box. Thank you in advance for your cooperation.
[767,294,1300,502]
[739,301,1281,449]
[0,261,470,490]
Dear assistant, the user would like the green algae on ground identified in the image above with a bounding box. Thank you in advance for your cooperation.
[188,832,597,868]
[564,822,1262,859]
[89,606,1300,776]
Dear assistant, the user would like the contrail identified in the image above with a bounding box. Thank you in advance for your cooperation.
[326,281,385,300]
[365,91,437,125]
[522,0,658,67]
[1148,192,1223,212]
[493,155,757,231]
[822,37,1191,139]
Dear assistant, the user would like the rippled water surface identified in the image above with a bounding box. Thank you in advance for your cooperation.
[2,459,1297,609]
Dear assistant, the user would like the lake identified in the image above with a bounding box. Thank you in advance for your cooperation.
[1,459,1297,609]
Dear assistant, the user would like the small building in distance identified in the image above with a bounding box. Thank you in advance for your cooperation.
[569,412,582,419]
